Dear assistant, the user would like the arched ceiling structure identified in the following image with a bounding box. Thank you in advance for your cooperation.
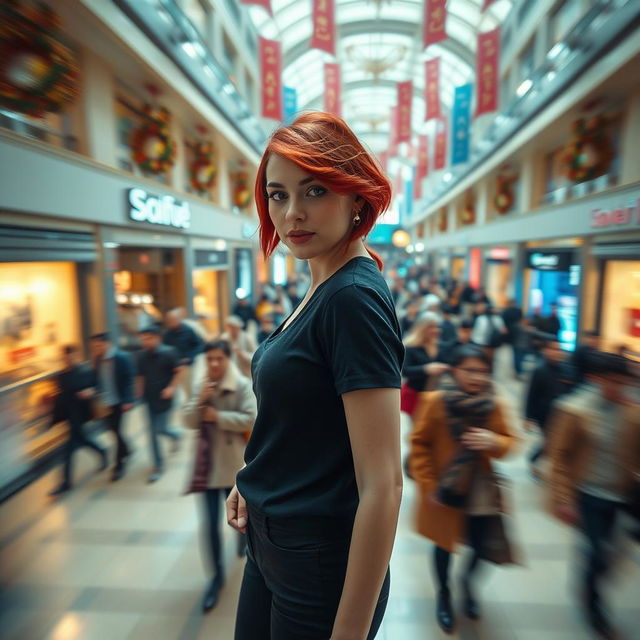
[247,0,514,153]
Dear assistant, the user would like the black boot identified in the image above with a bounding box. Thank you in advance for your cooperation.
[202,573,224,613]
[436,589,455,634]
[462,579,481,620]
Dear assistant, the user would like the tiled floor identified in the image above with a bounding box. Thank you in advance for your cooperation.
[1,349,638,639]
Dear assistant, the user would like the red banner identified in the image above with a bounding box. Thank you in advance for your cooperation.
[425,58,441,121]
[434,118,447,170]
[312,0,336,56]
[240,0,272,15]
[476,28,500,116]
[423,0,447,49]
[378,151,388,173]
[630,308,640,338]
[389,106,399,158]
[324,62,341,116]
[414,135,428,200]
[482,0,497,11]
[259,38,283,120]
[397,81,413,143]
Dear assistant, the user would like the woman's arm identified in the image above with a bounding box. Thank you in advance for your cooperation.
[331,387,402,640]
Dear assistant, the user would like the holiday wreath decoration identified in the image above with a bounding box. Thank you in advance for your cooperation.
[494,166,518,215]
[562,115,613,183]
[0,0,79,117]
[461,191,475,225]
[131,104,176,174]
[189,140,217,194]
[232,166,252,209]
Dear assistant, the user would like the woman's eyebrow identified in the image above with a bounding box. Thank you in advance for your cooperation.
[266,177,314,188]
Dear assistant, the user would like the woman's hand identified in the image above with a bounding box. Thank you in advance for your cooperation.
[226,484,248,533]
[461,427,497,452]
[424,362,450,376]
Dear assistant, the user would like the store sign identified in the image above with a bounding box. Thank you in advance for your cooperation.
[590,199,640,229]
[488,247,510,260]
[127,188,191,229]
[526,249,574,271]
[630,308,640,338]
[195,250,229,269]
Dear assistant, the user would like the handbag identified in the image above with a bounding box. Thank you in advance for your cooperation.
[475,515,519,565]
[400,382,419,416]
[184,421,214,494]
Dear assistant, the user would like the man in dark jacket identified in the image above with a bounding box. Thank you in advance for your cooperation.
[90,332,135,482]
[49,345,107,496]
[164,309,204,403]
[524,337,574,473]
[541,303,562,339]
[138,326,183,483]
[231,296,257,330]
[572,330,600,385]
[501,299,523,343]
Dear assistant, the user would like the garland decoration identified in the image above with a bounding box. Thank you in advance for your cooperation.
[461,191,475,225]
[0,1,79,117]
[189,140,217,194]
[438,207,448,232]
[131,104,176,174]
[494,166,518,215]
[562,115,613,183]
[233,167,251,208]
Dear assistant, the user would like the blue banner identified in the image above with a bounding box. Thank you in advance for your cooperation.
[283,86,298,124]
[451,83,472,165]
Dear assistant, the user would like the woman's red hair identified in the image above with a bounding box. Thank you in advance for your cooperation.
[254,111,392,270]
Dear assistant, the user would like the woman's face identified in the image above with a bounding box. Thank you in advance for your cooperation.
[422,322,440,343]
[265,154,359,261]
[453,357,491,394]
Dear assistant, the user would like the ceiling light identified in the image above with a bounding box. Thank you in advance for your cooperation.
[415,242,425,252]
[548,42,567,60]
[406,245,415,254]
[443,172,453,183]
[517,78,533,97]
[181,41,199,58]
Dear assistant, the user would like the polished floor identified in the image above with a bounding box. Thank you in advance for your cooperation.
[1,349,639,640]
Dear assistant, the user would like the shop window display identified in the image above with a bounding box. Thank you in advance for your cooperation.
[601,261,640,355]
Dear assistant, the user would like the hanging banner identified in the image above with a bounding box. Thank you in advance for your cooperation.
[425,58,441,121]
[397,81,413,143]
[378,151,389,173]
[324,63,341,116]
[240,0,273,15]
[434,117,447,170]
[260,37,283,120]
[312,0,336,56]
[482,0,497,11]
[476,27,500,116]
[414,134,429,199]
[451,83,472,165]
[423,0,447,49]
[283,86,298,124]
[389,106,399,158]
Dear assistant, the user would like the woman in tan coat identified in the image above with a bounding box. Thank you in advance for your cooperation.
[409,344,517,634]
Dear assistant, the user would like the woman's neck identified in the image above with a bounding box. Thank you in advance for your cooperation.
[307,240,369,289]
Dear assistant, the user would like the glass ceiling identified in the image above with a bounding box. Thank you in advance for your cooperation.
[247,0,514,152]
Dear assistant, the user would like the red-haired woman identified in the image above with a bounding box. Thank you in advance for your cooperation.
[226,112,405,640]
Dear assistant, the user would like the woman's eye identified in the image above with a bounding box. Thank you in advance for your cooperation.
[307,186,327,197]
[267,191,287,201]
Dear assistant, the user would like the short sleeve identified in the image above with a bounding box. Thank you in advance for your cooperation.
[321,285,404,396]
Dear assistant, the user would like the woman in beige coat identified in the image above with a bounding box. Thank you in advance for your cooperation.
[183,339,257,613]
[409,344,517,634]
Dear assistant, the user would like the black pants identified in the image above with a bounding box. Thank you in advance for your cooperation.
[106,405,130,469]
[529,419,549,465]
[202,488,234,577]
[235,505,390,639]
[434,516,488,592]
[577,492,622,607]
[62,420,105,486]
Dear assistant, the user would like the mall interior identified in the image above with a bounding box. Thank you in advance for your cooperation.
[1,0,639,639]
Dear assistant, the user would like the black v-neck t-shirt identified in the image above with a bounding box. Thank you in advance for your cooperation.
[236,257,404,519]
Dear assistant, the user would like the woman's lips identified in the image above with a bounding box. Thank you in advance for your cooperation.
[288,233,315,245]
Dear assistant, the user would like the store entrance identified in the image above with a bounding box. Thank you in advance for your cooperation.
[114,247,186,350]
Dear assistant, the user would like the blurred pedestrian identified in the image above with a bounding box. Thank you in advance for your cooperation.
[231,295,257,330]
[137,326,183,483]
[472,304,507,362]
[90,332,135,482]
[572,330,600,385]
[399,298,421,336]
[164,309,204,402]
[548,351,640,640]
[409,345,518,633]
[501,299,523,344]
[49,345,107,496]
[524,336,574,476]
[401,312,450,417]
[183,340,257,612]
[511,317,532,379]
[441,319,474,364]
[220,315,257,378]
[541,302,562,339]
[256,314,275,344]
[440,304,458,344]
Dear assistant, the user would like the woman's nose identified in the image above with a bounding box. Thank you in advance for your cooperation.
[284,196,305,221]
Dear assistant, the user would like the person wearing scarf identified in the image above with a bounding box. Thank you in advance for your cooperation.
[409,344,518,634]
